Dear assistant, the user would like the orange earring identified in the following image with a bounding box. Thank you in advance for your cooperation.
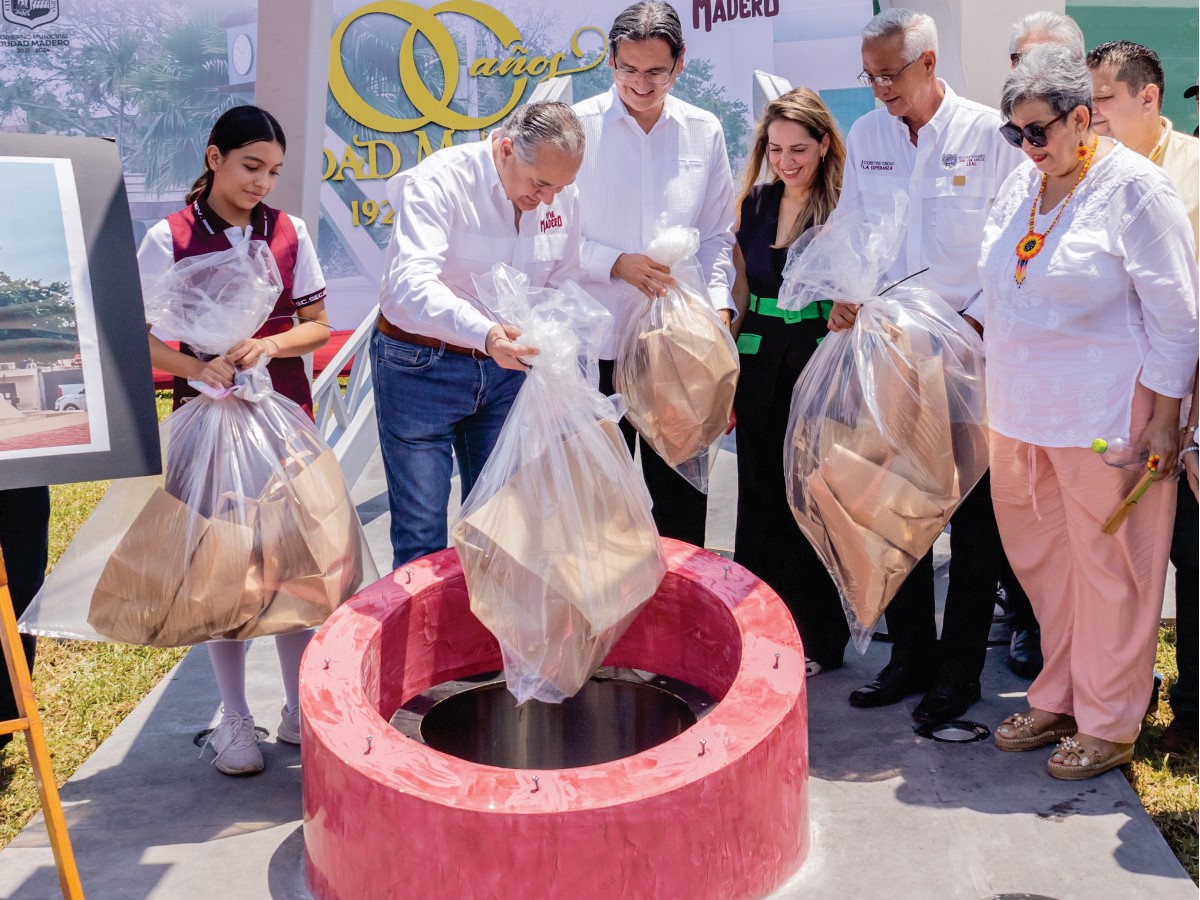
[1076,140,1088,161]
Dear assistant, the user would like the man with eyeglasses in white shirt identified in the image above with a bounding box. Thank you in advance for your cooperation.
[572,0,736,548]
[827,8,1023,724]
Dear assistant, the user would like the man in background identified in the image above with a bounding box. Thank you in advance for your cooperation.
[828,8,1023,724]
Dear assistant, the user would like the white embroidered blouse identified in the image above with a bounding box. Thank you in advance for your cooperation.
[980,141,1198,447]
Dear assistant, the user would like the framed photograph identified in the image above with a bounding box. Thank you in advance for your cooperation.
[0,133,160,489]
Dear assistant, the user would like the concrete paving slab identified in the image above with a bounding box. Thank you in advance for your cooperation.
[1,441,1191,899]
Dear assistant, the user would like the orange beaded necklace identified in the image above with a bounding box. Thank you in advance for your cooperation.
[1013,135,1098,287]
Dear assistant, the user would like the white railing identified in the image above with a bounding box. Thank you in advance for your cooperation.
[312,305,380,488]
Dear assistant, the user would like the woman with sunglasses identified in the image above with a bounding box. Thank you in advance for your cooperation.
[730,87,846,677]
[980,45,1197,780]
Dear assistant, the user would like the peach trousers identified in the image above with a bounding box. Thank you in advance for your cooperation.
[990,423,1176,743]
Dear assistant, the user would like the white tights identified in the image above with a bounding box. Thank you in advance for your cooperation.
[206,630,314,717]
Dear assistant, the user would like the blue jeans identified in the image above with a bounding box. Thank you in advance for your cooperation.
[370,330,524,569]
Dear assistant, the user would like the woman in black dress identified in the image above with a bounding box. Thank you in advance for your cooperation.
[731,87,847,675]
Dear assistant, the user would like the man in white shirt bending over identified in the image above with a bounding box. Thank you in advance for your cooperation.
[828,8,1023,723]
[573,0,736,548]
[373,102,584,570]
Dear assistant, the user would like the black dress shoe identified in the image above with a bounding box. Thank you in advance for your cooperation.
[912,674,982,724]
[1007,624,1043,680]
[848,661,933,709]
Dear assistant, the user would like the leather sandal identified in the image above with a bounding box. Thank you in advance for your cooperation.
[994,712,1077,752]
[1046,736,1135,781]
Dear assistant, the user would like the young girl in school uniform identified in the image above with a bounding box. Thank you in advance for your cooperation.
[141,105,331,776]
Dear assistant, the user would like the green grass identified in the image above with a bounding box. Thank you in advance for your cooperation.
[1132,626,1200,882]
[0,392,185,848]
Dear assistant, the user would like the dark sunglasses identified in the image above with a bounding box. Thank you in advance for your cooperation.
[999,110,1070,148]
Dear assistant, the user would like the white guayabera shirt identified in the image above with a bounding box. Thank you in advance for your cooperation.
[379,139,584,353]
[573,86,736,359]
[834,81,1024,321]
[980,142,1199,447]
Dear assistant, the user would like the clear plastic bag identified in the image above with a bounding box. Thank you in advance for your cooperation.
[612,226,739,492]
[20,244,376,645]
[142,239,283,359]
[778,195,989,651]
[451,265,667,704]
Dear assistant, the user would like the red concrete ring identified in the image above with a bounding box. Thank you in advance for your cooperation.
[301,539,809,899]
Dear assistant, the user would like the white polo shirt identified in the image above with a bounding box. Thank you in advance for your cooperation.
[379,138,583,353]
[834,81,1024,319]
[573,86,736,358]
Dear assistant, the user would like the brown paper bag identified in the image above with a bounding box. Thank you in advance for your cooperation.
[89,489,261,646]
[240,449,364,638]
[806,470,916,629]
[789,352,978,632]
[822,444,951,555]
[89,488,199,644]
[618,291,739,466]
[177,508,262,644]
[452,419,664,699]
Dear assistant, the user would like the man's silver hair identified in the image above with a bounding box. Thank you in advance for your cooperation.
[861,8,938,61]
[1009,11,1085,60]
[499,102,585,162]
[1001,43,1092,120]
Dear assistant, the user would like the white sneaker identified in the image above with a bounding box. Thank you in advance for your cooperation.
[277,704,301,746]
[205,710,264,775]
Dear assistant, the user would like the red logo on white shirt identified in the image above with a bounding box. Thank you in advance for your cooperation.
[539,210,563,233]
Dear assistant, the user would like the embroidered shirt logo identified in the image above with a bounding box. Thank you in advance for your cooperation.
[539,210,563,233]
[860,159,894,171]
[943,152,987,169]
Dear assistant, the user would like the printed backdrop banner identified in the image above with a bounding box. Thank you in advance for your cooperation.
[0,0,875,330]
[318,0,875,325]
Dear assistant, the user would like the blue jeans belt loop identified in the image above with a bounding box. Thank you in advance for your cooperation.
[375,313,488,360]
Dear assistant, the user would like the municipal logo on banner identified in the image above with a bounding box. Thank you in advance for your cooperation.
[2,0,59,29]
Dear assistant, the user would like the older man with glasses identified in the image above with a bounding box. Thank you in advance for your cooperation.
[826,8,1023,724]
[572,0,736,549]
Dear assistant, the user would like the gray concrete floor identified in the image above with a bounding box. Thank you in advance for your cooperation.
[0,438,1192,899]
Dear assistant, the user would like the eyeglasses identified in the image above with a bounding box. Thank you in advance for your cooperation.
[999,110,1070,148]
[613,60,678,87]
[857,57,918,88]
[1009,53,1022,66]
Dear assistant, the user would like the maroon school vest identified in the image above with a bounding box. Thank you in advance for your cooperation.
[165,198,313,418]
